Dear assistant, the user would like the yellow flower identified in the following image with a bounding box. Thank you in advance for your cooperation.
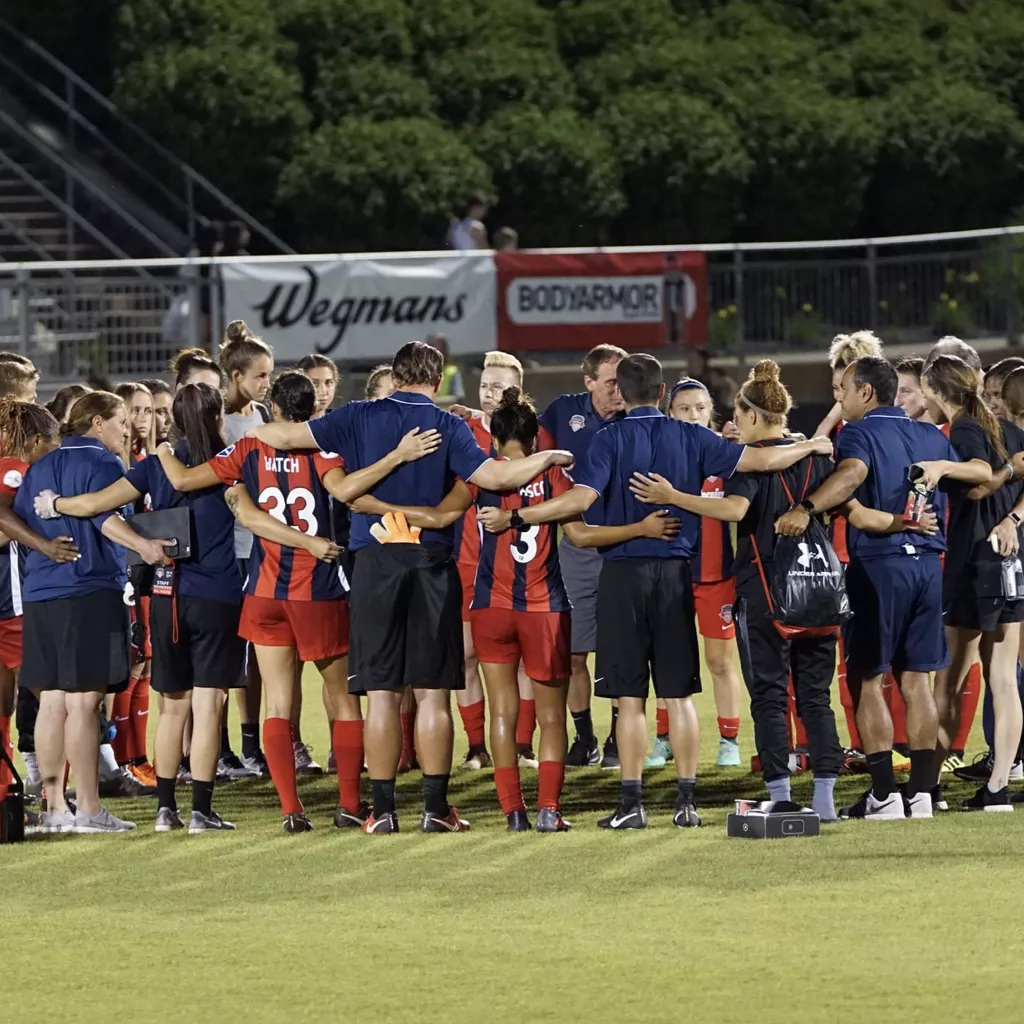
[948,299,958,310]
[939,292,949,302]
[801,303,813,313]
[728,304,737,314]
[718,309,728,319]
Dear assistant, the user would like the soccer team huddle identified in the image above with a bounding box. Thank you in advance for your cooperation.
[0,321,1020,837]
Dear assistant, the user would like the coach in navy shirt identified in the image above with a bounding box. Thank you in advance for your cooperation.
[479,354,832,830]
[537,343,627,767]
[776,356,961,821]
[251,340,574,834]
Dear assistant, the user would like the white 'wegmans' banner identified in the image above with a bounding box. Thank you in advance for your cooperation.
[219,254,497,361]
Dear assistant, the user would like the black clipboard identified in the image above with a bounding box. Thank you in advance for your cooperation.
[125,507,191,565]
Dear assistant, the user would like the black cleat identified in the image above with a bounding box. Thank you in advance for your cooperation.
[506,809,531,832]
[838,789,870,820]
[361,812,399,834]
[420,806,470,832]
[931,785,949,813]
[672,804,702,828]
[600,736,620,770]
[535,807,571,832]
[953,750,994,783]
[597,803,647,830]
[99,767,156,799]
[333,803,370,829]
[565,734,600,767]
[963,784,1013,813]
[283,812,314,833]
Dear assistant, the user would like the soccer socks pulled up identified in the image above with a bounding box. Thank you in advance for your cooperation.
[655,707,669,738]
[571,708,595,745]
[371,778,397,818]
[866,750,895,800]
[812,776,837,821]
[192,779,214,818]
[129,673,150,763]
[515,699,536,747]
[494,765,526,814]
[156,775,177,813]
[620,778,642,809]
[537,761,565,810]
[907,748,935,797]
[263,718,302,816]
[458,700,486,750]
[717,716,740,740]
[422,773,450,817]
[240,723,261,760]
[766,777,791,803]
[676,777,696,809]
[332,719,364,812]
[0,715,11,794]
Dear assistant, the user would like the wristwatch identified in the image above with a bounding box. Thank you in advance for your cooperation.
[1011,511,1022,527]
[509,509,524,530]
[799,498,816,514]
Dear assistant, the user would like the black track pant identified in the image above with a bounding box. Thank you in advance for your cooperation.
[734,585,843,782]
[15,686,37,754]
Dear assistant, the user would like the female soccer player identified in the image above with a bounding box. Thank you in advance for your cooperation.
[354,387,680,831]
[156,372,442,832]
[365,365,395,400]
[632,361,924,820]
[35,383,342,832]
[219,321,274,779]
[139,379,173,446]
[651,378,744,767]
[298,353,339,418]
[0,400,62,804]
[172,348,224,391]
[918,355,1024,810]
[45,384,91,425]
[12,392,171,833]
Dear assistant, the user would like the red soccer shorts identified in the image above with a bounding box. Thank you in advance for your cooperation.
[470,608,571,682]
[458,561,476,622]
[240,596,350,662]
[693,578,736,640]
[0,615,22,670]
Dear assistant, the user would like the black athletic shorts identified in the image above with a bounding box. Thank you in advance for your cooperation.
[150,594,246,694]
[21,590,130,694]
[348,544,464,692]
[595,558,702,701]
[944,562,1024,632]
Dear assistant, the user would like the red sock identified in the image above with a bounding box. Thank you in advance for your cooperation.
[885,675,908,747]
[130,673,150,762]
[837,641,862,749]
[717,716,740,740]
[515,699,536,747]
[0,715,11,794]
[263,717,302,815]
[494,765,525,814]
[537,760,565,811]
[655,707,669,737]
[954,663,982,752]
[333,719,364,812]
[111,688,132,764]
[400,710,415,762]
[458,699,486,749]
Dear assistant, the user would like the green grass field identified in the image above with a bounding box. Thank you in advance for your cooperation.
[4,657,1022,1024]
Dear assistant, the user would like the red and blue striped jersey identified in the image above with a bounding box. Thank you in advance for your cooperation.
[689,476,734,583]
[0,458,27,619]
[469,464,573,612]
[829,420,849,563]
[453,415,493,568]
[209,437,347,602]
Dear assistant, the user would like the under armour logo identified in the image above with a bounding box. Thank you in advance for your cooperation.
[796,542,828,569]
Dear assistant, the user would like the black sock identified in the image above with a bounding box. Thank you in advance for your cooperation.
[571,709,595,745]
[192,779,214,818]
[608,705,619,741]
[371,778,396,817]
[620,778,642,809]
[422,773,450,817]
[951,748,965,760]
[676,777,695,809]
[156,775,177,813]
[240,723,260,759]
[220,724,232,758]
[866,750,894,800]
[907,749,935,797]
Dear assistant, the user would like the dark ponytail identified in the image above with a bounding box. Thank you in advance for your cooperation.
[269,371,316,423]
[171,383,225,467]
[924,355,1006,460]
[489,386,538,452]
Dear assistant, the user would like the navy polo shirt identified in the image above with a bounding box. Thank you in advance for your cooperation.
[539,392,624,464]
[572,407,744,560]
[309,391,490,551]
[14,436,128,601]
[834,406,957,560]
[125,444,241,605]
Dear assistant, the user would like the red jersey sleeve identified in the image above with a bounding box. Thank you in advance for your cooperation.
[0,458,27,497]
[548,465,573,497]
[463,479,480,503]
[209,436,256,486]
[313,450,346,480]
[537,425,557,452]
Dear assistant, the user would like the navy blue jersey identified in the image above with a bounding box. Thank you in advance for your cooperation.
[538,392,625,464]
[309,392,490,551]
[835,407,957,560]
[572,407,744,560]
[15,436,128,601]
[125,444,241,606]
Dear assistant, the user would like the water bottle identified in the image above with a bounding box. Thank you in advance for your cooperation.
[1001,557,1024,600]
[902,465,931,525]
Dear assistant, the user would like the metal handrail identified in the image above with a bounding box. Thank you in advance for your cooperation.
[0,106,176,257]
[0,14,294,254]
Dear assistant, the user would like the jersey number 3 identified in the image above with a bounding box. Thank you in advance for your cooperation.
[258,486,317,535]
[511,524,540,564]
